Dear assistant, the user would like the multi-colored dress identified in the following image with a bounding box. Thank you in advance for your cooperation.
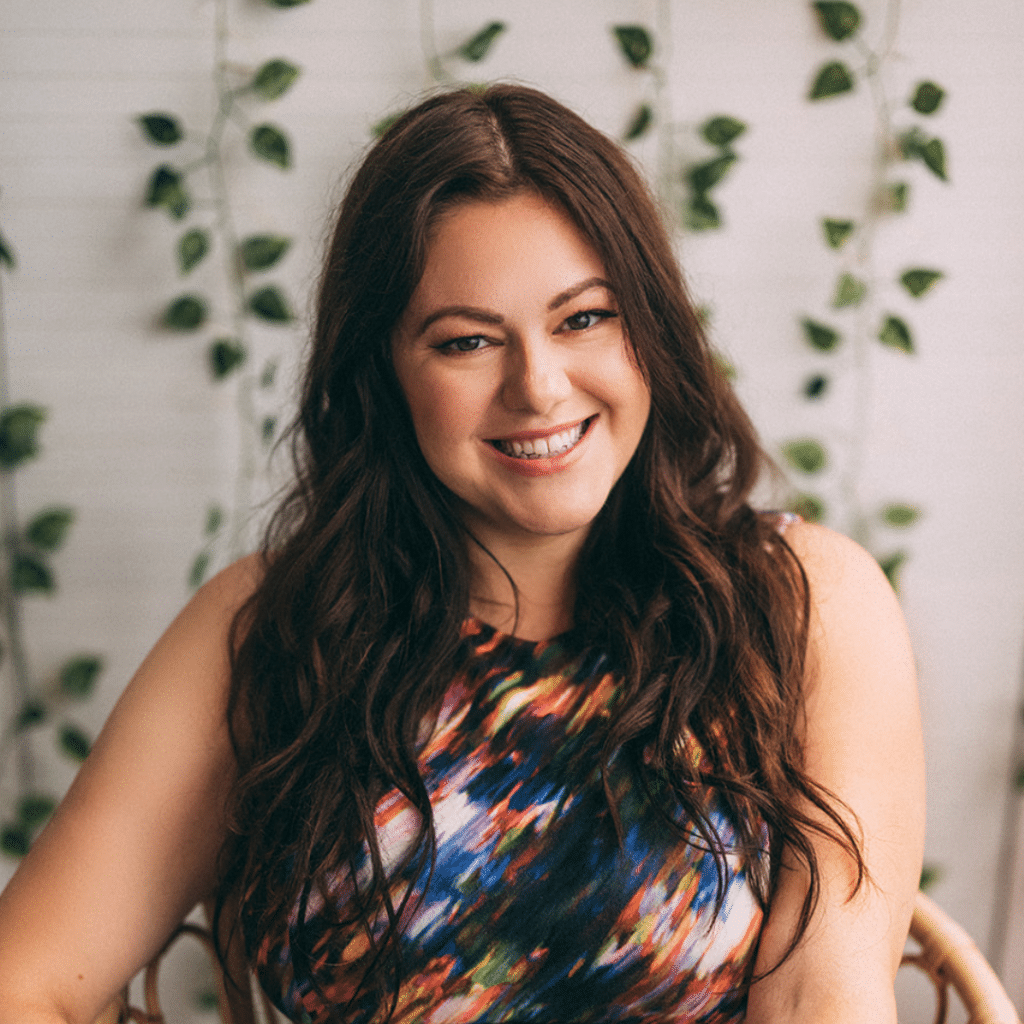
[255,619,768,1024]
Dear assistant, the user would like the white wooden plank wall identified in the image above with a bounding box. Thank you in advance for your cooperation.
[2,2,1023,1020]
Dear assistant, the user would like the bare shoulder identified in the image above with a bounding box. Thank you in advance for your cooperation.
[0,554,267,1022]
[781,520,914,686]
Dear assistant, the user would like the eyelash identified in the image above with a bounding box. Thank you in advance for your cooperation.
[434,308,618,354]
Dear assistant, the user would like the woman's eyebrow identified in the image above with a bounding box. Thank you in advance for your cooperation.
[547,277,615,311]
[414,277,615,337]
[416,307,504,336]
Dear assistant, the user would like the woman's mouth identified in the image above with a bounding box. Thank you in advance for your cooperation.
[489,417,592,460]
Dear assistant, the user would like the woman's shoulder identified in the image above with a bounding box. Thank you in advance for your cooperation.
[779,519,901,626]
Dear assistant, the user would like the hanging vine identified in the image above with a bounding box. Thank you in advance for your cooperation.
[138,0,309,587]
[783,0,948,591]
[612,15,747,235]
[0,199,102,859]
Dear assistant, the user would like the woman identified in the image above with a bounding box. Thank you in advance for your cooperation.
[0,85,923,1023]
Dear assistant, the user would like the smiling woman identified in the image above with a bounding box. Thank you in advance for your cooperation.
[391,193,651,623]
[0,85,923,1024]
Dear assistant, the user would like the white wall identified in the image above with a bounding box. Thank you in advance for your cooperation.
[2,1,1023,1020]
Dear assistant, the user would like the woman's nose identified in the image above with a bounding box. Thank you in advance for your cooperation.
[500,337,573,414]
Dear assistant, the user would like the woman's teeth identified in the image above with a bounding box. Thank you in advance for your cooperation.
[495,419,588,459]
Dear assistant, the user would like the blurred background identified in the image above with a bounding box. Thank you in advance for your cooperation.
[2,1,1023,1020]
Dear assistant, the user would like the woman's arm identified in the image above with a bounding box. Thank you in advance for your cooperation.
[0,557,261,1024]
[744,522,925,1024]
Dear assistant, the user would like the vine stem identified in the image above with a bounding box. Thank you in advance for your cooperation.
[209,0,258,561]
[837,0,902,545]
[0,243,37,799]
[419,0,453,87]
[653,0,674,214]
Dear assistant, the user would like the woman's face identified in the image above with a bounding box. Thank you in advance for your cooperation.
[391,192,651,550]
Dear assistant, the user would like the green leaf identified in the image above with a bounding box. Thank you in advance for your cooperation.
[58,724,91,762]
[613,25,653,69]
[813,1,861,40]
[804,374,829,399]
[878,315,913,353]
[15,700,46,731]
[260,361,277,388]
[209,338,247,379]
[783,439,827,475]
[178,229,209,275]
[801,318,841,352]
[712,352,736,382]
[195,990,221,1012]
[624,103,653,142]
[144,165,189,220]
[882,181,909,213]
[809,61,855,100]
[250,124,291,169]
[920,138,948,181]
[702,116,746,148]
[919,864,941,891]
[17,794,56,828]
[1,823,30,858]
[900,130,947,180]
[138,113,183,146]
[11,553,53,594]
[251,59,300,100]
[262,416,277,445]
[822,218,855,249]
[26,507,74,551]
[0,231,16,270]
[878,550,907,591]
[0,405,46,470]
[789,493,826,524]
[188,551,210,589]
[911,81,945,115]
[832,273,867,309]
[900,268,943,298]
[372,111,404,138]
[60,656,103,698]
[239,234,290,272]
[205,505,223,536]
[248,285,292,323]
[162,294,207,331]
[688,153,737,192]
[883,503,921,528]
[685,194,721,232]
[457,22,506,62]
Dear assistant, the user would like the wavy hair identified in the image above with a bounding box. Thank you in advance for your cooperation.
[216,84,863,1016]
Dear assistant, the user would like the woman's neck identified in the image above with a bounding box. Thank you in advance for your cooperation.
[465,530,584,642]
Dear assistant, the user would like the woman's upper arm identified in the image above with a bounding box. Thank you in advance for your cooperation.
[745,522,925,1024]
[0,556,262,1024]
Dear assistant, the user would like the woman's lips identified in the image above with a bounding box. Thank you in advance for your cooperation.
[485,416,595,476]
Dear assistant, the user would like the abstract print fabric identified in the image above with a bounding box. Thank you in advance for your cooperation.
[255,619,767,1024]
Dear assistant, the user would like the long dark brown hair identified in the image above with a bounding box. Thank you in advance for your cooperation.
[216,84,863,1015]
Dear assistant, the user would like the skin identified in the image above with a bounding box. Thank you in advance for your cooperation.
[0,195,924,1024]
[392,192,651,641]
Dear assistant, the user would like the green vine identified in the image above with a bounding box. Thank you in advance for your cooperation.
[0,199,102,859]
[784,0,948,590]
[612,15,747,234]
[138,0,308,586]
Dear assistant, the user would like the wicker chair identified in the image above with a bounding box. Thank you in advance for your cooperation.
[901,891,1022,1024]
[96,890,1019,1024]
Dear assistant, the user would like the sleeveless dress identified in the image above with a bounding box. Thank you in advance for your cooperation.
[254,619,771,1024]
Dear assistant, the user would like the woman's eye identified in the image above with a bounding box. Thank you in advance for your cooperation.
[562,309,616,331]
[438,336,491,353]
